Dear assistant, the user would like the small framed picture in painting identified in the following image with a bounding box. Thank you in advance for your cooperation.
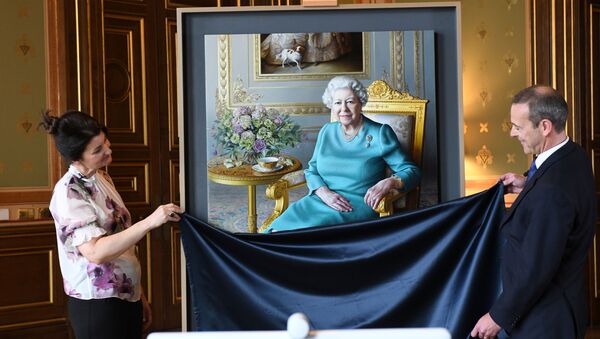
[256,32,368,80]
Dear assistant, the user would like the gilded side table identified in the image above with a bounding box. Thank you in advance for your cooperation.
[207,155,302,233]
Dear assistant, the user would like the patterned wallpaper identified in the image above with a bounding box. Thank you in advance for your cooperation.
[378,0,528,193]
[0,0,48,188]
[460,0,527,187]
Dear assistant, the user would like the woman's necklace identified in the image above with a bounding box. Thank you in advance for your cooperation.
[341,121,363,141]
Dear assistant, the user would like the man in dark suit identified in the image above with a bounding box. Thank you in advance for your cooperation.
[470,85,596,339]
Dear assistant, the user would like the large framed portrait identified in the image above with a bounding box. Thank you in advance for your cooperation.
[177,3,462,326]
[178,4,462,224]
[204,29,435,232]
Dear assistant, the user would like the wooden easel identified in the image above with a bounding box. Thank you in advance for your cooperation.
[302,0,338,7]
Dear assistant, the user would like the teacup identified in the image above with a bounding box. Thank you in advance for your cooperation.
[257,156,279,169]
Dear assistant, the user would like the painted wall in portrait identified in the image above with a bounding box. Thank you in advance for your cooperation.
[203,30,437,229]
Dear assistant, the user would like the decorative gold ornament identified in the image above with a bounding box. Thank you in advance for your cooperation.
[479,123,489,133]
[16,34,32,57]
[366,80,415,100]
[18,6,29,17]
[232,76,262,104]
[501,120,512,132]
[21,118,32,133]
[479,60,488,72]
[22,160,33,173]
[476,22,488,41]
[503,52,518,74]
[506,0,518,11]
[506,153,516,164]
[476,145,494,169]
[480,89,491,107]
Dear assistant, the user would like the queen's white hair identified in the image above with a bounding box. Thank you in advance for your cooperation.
[321,76,369,109]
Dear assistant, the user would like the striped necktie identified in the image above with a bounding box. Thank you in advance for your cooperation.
[526,160,537,181]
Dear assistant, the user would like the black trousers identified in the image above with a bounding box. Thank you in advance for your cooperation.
[68,297,142,339]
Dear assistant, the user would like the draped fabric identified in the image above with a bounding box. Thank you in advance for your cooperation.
[180,183,505,338]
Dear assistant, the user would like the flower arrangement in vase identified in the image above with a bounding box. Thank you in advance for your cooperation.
[213,105,302,166]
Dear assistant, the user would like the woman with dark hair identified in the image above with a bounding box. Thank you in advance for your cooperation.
[41,110,182,338]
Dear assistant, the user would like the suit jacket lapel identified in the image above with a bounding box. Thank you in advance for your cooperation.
[501,140,576,227]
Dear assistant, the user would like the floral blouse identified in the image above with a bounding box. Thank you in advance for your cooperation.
[49,165,141,301]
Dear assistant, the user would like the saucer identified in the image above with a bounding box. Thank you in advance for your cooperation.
[252,164,283,173]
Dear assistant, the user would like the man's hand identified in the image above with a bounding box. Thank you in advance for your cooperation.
[499,172,526,194]
[470,313,501,338]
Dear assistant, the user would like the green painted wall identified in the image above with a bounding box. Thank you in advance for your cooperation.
[0,0,49,187]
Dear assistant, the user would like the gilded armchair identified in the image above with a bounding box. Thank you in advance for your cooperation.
[259,80,427,232]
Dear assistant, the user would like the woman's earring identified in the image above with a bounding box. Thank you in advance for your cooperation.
[365,135,373,148]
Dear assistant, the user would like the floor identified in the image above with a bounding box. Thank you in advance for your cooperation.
[207,181,308,233]
[206,180,439,233]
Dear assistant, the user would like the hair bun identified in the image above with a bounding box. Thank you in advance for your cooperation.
[39,110,59,134]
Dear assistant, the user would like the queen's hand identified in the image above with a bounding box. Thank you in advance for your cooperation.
[364,177,398,209]
[315,186,353,212]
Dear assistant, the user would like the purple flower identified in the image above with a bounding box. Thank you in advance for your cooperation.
[88,263,115,290]
[64,279,82,298]
[117,273,134,296]
[252,105,266,119]
[105,198,131,232]
[253,139,266,153]
[233,124,244,134]
[233,106,251,117]
[274,117,283,126]
[67,176,98,200]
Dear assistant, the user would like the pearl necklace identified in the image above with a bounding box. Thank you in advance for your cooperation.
[341,122,363,141]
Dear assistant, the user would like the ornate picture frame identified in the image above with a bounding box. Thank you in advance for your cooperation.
[178,4,462,329]
[254,32,370,80]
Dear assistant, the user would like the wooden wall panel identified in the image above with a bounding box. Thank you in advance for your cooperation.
[0,250,53,308]
[104,15,148,147]
[166,19,179,152]
[587,0,600,327]
[165,0,218,8]
[170,160,180,204]
[107,162,150,207]
[0,222,70,338]
[531,0,585,140]
[531,0,600,329]
[170,227,182,305]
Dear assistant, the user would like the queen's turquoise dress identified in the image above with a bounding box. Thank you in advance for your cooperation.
[263,116,420,232]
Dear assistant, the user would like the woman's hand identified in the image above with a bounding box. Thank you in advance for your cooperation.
[315,186,353,212]
[144,203,183,230]
[77,203,183,264]
[364,177,396,209]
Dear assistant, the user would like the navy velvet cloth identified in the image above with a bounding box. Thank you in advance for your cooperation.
[180,183,505,338]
